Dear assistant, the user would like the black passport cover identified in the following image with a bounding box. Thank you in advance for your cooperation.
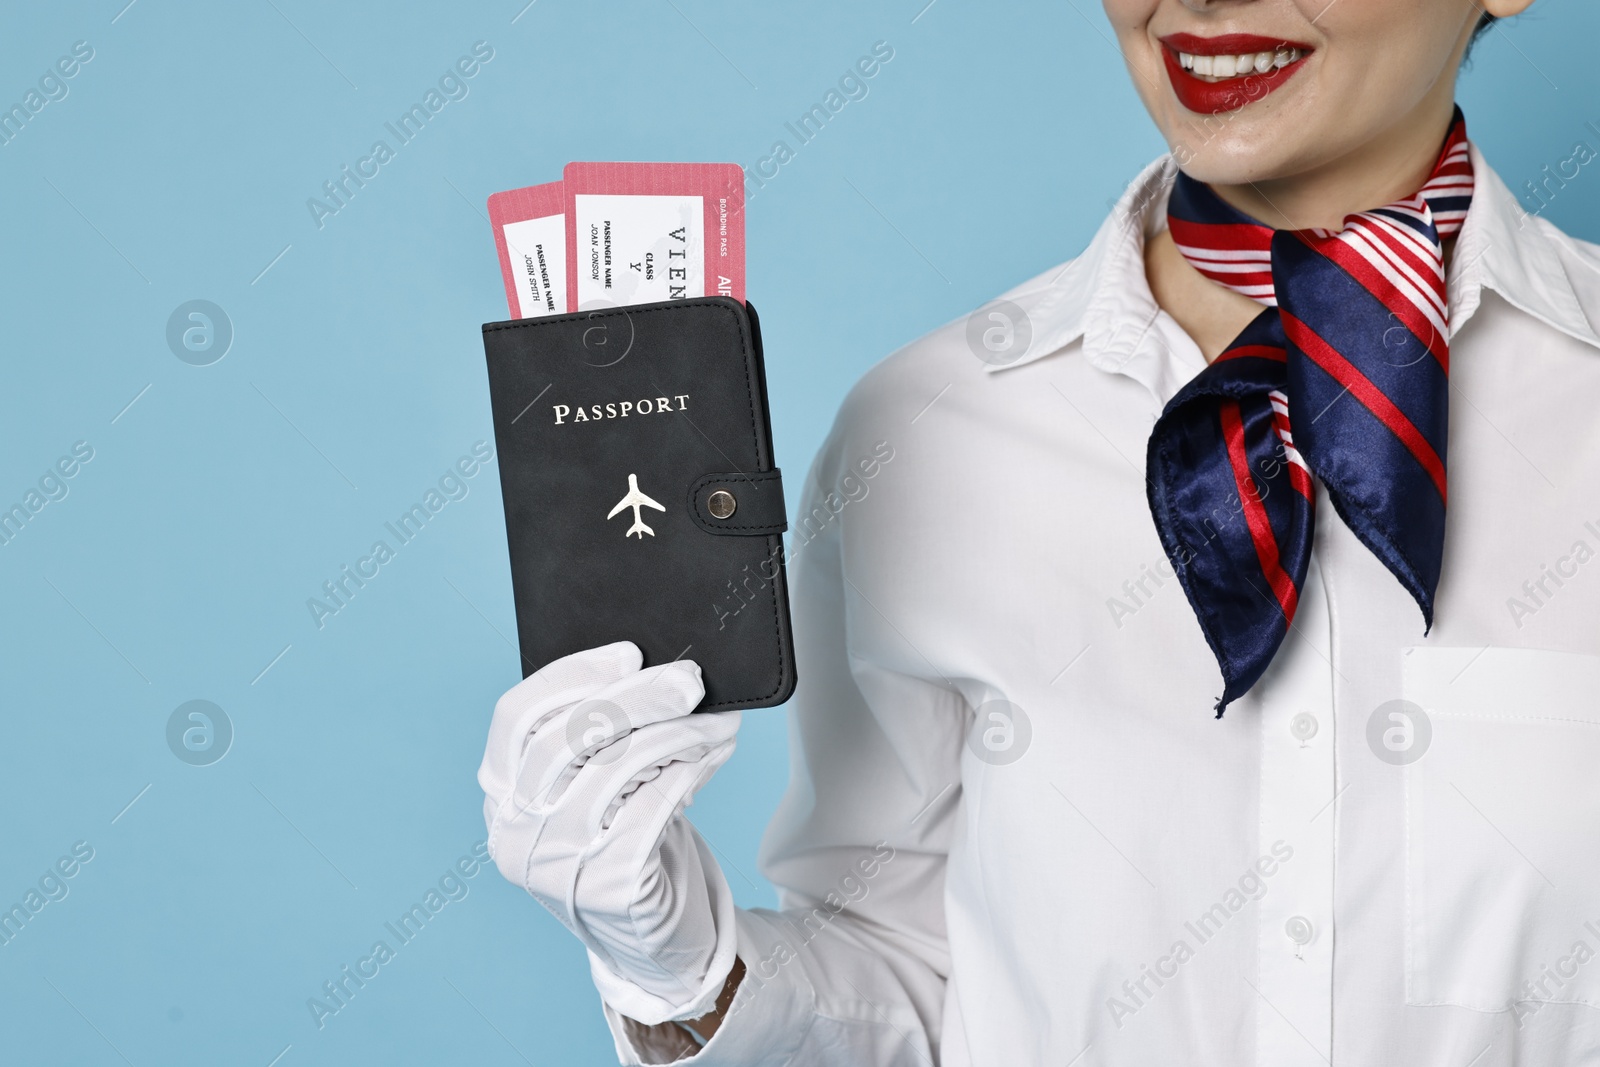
[482,296,796,711]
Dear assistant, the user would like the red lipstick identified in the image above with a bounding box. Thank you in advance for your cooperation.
[1158,33,1313,115]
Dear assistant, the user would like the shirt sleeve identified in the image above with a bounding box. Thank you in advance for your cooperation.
[600,418,968,1065]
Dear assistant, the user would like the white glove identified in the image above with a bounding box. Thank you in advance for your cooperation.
[478,641,742,1024]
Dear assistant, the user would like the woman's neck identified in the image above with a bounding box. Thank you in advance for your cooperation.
[1144,228,1262,364]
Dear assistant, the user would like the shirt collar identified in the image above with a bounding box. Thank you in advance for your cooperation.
[985,143,1600,389]
[1452,140,1600,349]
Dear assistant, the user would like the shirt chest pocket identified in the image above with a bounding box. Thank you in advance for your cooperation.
[1404,646,1600,1012]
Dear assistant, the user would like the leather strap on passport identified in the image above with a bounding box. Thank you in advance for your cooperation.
[688,470,787,535]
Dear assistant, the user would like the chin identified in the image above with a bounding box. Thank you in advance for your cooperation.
[1170,133,1312,186]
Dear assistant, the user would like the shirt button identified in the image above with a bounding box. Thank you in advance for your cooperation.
[1285,915,1314,946]
[1289,713,1318,742]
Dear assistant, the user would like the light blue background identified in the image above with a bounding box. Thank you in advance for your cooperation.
[1,1,1595,1063]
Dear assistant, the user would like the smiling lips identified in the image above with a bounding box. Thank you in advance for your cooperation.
[1159,32,1313,114]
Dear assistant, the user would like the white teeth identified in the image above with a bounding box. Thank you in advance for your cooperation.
[1177,47,1302,79]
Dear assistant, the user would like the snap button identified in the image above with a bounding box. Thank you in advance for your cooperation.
[1284,915,1314,946]
[707,489,737,520]
[1289,713,1318,742]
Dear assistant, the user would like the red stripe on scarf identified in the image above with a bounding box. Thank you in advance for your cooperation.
[1281,312,1449,503]
[1221,400,1300,623]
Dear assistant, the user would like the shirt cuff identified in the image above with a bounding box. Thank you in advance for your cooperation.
[601,908,819,1066]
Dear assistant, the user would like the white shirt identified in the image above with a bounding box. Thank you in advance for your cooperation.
[605,146,1600,1066]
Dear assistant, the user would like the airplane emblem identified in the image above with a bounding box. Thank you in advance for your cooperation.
[606,473,666,538]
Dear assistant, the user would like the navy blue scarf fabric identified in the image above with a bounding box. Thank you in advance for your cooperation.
[1147,110,1474,715]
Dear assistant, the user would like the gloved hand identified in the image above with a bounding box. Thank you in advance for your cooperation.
[478,641,742,1025]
